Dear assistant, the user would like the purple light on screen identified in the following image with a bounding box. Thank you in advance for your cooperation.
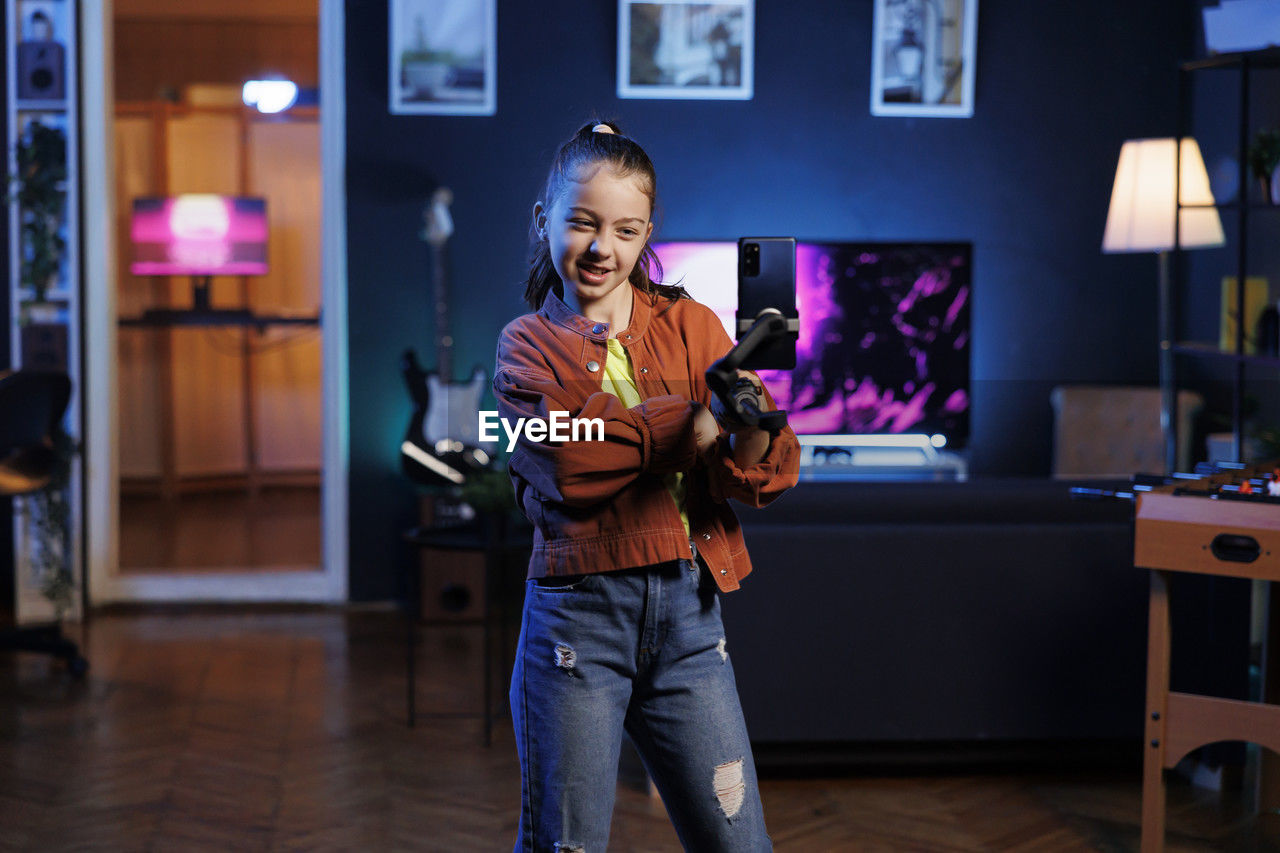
[943,389,968,413]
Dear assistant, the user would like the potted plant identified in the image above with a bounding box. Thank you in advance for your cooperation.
[18,425,78,618]
[1253,423,1280,463]
[8,119,76,616]
[10,123,69,375]
[12,121,66,319]
[1207,394,1280,465]
[1247,128,1280,205]
[459,460,518,539]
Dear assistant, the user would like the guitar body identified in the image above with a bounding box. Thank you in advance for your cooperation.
[424,367,487,450]
[401,350,489,487]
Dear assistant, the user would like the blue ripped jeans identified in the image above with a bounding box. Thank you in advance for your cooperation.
[509,553,772,852]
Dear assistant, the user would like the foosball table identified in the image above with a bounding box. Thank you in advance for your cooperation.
[1123,462,1280,851]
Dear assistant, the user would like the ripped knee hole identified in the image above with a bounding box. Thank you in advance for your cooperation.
[713,758,745,818]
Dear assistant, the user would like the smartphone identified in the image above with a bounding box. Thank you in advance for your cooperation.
[736,237,797,370]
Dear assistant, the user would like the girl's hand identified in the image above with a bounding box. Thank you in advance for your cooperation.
[692,403,719,454]
[725,372,770,466]
[737,369,763,393]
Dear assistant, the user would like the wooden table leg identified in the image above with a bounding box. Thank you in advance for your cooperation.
[1261,581,1280,835]
[1143,570,1172,853]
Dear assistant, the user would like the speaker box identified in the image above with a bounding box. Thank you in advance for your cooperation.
[419,547,486,622]
[17,41,65,101]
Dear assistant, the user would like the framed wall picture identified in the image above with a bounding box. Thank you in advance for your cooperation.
[870,0,977,117]
[389,0,496,115]
[618,0,754,100]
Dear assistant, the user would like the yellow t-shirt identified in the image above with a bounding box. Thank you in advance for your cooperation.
[601,337,690,537]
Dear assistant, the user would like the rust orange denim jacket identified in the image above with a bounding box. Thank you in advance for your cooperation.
[493,286,800,593]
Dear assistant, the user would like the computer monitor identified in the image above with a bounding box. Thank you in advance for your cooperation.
[130,195,268,277]
[652,240,972,447]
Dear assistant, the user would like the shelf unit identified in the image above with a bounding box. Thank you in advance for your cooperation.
[1171,46,1280,467]
[5,0,83,623]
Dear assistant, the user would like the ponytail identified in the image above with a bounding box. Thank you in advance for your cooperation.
[524,120,688,311]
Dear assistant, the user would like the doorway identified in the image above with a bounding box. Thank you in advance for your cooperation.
[82,1,347,603]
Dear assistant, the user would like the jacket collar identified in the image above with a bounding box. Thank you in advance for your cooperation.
[539,284,653,343]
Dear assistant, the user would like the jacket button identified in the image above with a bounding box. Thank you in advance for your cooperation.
[586,360,600,372]
[720,569,728,575]
[702,533,711,540]
[592,323,606,334]
[640,367,648,374]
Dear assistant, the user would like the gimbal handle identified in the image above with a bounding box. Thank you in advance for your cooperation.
[705,310,789,433]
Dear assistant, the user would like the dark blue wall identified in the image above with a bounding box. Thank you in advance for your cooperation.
[344,0,1193,600]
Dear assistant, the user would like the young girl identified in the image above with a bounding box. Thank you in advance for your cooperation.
[495,120,799,852]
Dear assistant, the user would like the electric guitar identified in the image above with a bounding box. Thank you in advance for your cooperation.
[400,187,489,486]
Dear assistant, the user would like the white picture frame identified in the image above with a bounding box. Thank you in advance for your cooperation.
[618,0,754,100]
[870,0,977,118]
[389,0,496,116]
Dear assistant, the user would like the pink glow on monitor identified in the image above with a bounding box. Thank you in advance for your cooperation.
[131,195,268,276]
[652,241,738,339]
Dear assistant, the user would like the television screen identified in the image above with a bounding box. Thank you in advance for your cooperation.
[652,241,971,446]
[130,195,268,276]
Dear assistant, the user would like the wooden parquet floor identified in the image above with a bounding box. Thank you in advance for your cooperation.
[1,608,1278,852]
[119,487,321,572]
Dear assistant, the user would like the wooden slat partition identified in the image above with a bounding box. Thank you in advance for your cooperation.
[115,103,321,492]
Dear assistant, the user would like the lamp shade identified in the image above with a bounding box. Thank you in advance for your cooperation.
[1102,137,1225,253]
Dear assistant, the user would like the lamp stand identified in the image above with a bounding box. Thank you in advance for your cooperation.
[1157,250,1176,473]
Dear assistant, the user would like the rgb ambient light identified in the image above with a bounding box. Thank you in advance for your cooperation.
[242,80,298,114]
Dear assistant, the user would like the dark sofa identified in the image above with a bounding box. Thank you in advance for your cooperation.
[726,479,1145,746]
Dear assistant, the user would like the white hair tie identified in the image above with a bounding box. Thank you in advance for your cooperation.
[591,123,615,134]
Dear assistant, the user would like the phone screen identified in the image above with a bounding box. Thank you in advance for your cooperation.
[736,237,797,370]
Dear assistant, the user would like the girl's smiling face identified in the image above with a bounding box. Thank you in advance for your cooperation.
[535,165,654,317]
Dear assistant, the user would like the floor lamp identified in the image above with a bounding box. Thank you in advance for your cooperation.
[1102,137,1225,473]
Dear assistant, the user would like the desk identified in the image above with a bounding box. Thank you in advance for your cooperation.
[118,310,321,328]
[1135,491,1280,852]
[402,518,531,745]
[118,310,321,497]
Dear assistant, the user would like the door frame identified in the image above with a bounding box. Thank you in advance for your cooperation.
[81,1,348,603]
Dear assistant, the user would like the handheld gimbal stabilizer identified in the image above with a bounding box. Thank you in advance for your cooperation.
[705,309,790,434]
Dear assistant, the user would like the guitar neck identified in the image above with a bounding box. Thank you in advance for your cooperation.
[433,241,452,382]
[425,187,456,383]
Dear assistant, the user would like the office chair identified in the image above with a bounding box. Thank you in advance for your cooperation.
[0,369,87,675]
